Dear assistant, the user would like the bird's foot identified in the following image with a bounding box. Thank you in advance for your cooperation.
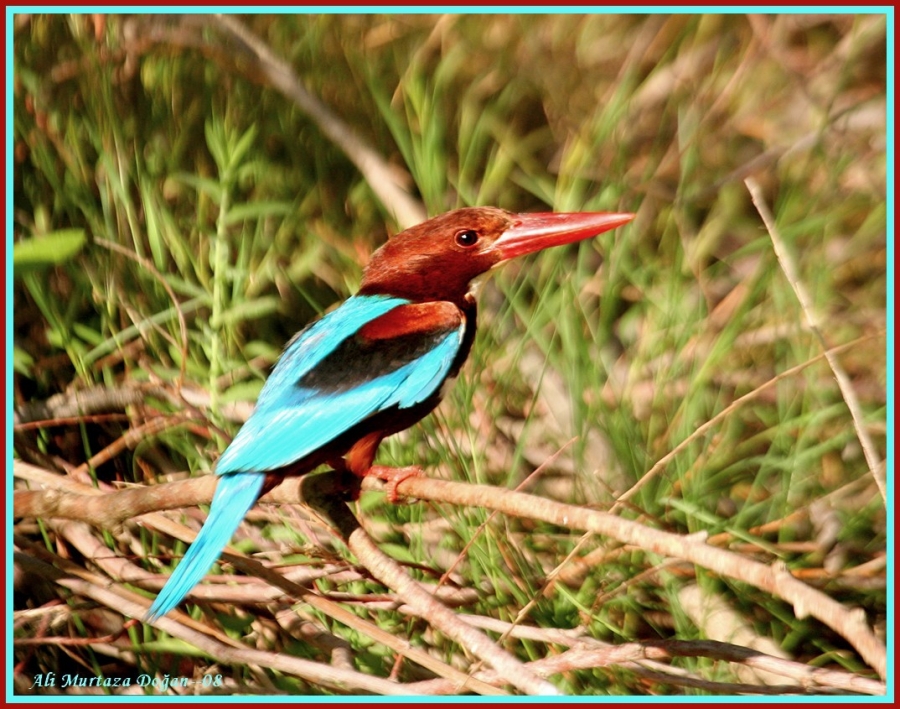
[366,465,424,503]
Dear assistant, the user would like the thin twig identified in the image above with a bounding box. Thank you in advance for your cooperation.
[745,176,885,503]
[69,414,197,479]
[361,475,886,681]
[14,381,254,428]
[209,14,426,230]
[94,237,190,389]
[14,383,169,426]
[612,331,883,509]
[303,474,560,696]
[13,542,415,695]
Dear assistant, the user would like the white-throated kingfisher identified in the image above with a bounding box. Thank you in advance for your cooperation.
[146,207,634,620]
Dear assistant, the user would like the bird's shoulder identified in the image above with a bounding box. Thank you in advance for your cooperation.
[357,300,464,342]
[257,295,464,408]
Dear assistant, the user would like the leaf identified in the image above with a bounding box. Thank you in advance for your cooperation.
[170,173,224,203]
[214,296,281,328]
[229,124,258,171]
[223,201,294,226]
[13,229,87,277]
[13,347,34,377]
[139,640,211,658]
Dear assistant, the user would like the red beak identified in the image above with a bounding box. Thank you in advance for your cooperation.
[490,211,635,261]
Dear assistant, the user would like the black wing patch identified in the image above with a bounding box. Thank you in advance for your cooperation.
[296,329,453,393]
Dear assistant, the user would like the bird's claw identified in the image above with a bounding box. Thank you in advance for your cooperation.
[366,465,424,503]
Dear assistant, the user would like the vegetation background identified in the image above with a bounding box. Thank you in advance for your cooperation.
[11,12,889,696]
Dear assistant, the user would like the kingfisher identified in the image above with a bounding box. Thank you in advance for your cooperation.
[146,206,634,620]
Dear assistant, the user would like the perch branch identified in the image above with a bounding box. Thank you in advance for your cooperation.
[14,461,885,680]
[302,473,560,696]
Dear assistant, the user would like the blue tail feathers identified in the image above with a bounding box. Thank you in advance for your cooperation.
[145,472,266,621]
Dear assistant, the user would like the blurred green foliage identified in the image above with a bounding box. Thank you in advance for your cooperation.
[12,13,887,695]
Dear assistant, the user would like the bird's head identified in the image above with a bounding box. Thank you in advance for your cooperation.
[359,207,635,305]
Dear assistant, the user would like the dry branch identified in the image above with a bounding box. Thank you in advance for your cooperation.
[13,460,886,681]
[373,474,887,680]
[301,473,560,696]
[14,543,413,695]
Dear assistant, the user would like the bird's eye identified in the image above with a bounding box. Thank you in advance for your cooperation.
[455,229,479,248]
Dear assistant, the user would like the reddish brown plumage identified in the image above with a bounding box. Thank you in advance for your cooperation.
[359,207,635,306]
[359,207,515,306]
[358,301,464,342]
